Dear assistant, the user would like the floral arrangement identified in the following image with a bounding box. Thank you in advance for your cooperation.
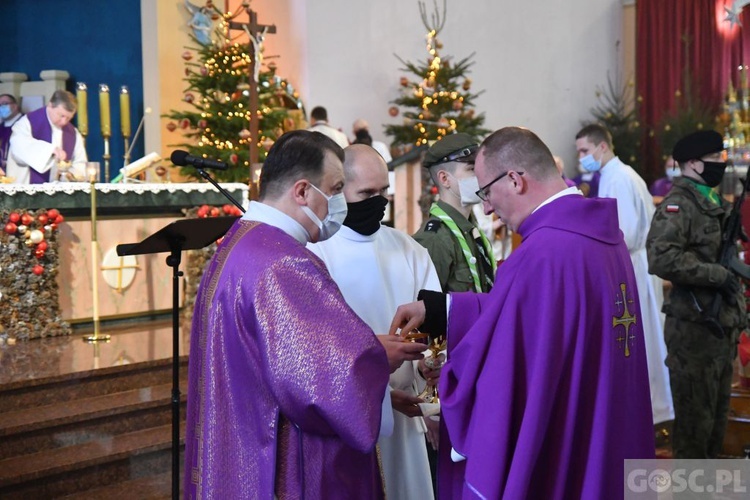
[181,204,242,329]
[0,208,71,342]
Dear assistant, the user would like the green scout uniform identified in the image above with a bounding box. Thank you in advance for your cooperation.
[413,200,495,293]
[646,176,746,458]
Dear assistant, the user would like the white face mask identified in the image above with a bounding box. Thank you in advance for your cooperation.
[449,174,481,206]
[301,183,348,241]
[665,167,681,180]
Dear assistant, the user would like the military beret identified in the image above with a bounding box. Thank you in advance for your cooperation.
[672,130,724,162]
[423,133,478,168]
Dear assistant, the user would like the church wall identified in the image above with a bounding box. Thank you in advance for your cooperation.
[297,0,627,177]
[0,0,145,179]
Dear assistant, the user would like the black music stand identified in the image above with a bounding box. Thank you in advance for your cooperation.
[117,216,238,500]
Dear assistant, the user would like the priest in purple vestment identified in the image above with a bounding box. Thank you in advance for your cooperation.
[391,127,655,499]
[184,130,426,499]
[7,90,87,184]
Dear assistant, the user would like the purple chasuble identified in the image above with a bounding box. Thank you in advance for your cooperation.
[438,195,654,499]
[184,220,390,499]
[0,123,11,171]
[26,107,76,184]
[649,177,673,197]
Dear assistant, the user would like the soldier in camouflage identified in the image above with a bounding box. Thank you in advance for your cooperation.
[646,129,746,458]
[413,133,496,294]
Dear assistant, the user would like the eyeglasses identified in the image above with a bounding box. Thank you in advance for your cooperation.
[432,145,477,166]
[475,171,524,202]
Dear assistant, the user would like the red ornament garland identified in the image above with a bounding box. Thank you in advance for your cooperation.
[3,208,64,274]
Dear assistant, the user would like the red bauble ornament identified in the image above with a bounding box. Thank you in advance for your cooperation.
[400,77,409,87]
[21,213,33,226]
[181,51,193,61]
[55,215,64,224]
[4,222,17,234]
[50,223,58,230]
[37,214,49,225]
[222,204,233,214]
[210,207,220,217]
[388,106,399,117]
[34,249,45,259]
[166,122,177,132]
[184,93,195,103]
[32,265,44,275]
[180,118,191,130]
[200,66,208,76]
[198,120,208,129]
[37,241,48,252]
[47,209,60,220]
[197,205,209,218]
[8,212,20,223]
[230,153,238,164]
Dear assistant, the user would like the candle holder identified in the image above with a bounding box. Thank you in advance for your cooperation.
[76,82,88,148]
[120,86,131,168]
[99,84,111,182]
[83,161,110,344]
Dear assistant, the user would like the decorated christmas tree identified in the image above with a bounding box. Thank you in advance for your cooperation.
[588,71,643,174]
[384,0,490,147]
[164,2,303,183]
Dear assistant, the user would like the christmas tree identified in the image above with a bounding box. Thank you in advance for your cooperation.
[164,3,303,183]
[588,71,643,173]
[384,0,490,147]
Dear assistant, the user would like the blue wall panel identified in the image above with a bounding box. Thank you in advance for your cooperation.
[0,0,144,181]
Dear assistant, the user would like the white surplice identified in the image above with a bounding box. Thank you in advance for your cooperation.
[309,224,440,500]
[7,112,87,184]
[599,156,674,424]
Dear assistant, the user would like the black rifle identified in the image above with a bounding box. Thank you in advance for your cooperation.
[704,172,750,338]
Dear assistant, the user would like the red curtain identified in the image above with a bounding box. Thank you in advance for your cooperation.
[636,0,750,177]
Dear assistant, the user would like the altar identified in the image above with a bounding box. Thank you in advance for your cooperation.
[0,182,248,331]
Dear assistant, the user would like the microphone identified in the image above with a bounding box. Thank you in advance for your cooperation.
[170,150,228,170]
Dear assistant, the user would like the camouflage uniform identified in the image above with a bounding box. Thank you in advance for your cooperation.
[646,176,746,458]
[413,200,494,293]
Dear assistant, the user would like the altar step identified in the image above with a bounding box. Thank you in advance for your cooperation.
[0,356,187,498]
[723,385,750,458]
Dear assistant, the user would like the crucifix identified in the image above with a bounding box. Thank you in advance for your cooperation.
[227,5,276,165]
[612,283,637,357]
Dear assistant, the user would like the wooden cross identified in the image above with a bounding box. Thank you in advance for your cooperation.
[612,283,637,357]
[228,6,276,165]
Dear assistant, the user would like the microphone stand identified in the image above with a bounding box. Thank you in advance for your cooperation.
[196,167,246,213]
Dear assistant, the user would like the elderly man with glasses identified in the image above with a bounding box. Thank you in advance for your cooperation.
[391,126,655,499]
[413,133,497,295]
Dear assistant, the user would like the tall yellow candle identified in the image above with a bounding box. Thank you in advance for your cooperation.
[76,82,88,136]
[99,84,111,137]
[119,86,131,137]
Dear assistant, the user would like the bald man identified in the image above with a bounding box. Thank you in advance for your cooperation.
[309,144,439,499]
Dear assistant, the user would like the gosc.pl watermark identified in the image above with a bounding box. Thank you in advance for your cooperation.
[625,460,749,498]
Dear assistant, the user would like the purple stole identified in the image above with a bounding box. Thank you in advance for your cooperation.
[26,107,76,184]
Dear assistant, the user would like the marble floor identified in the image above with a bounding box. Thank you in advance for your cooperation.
[0,319,188,387]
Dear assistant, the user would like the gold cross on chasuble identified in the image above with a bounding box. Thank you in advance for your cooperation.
[612,283,637,357]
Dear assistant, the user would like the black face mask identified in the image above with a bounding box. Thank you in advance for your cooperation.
[343,195,388,235]
[699,161,727,188]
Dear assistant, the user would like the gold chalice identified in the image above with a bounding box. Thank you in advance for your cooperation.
[417,335,447,404]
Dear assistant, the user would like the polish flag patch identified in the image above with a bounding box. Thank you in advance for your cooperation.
[666,204,680,213]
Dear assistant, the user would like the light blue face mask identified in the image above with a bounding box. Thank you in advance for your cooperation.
[579,154,601,173]
[0,105,11,120]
